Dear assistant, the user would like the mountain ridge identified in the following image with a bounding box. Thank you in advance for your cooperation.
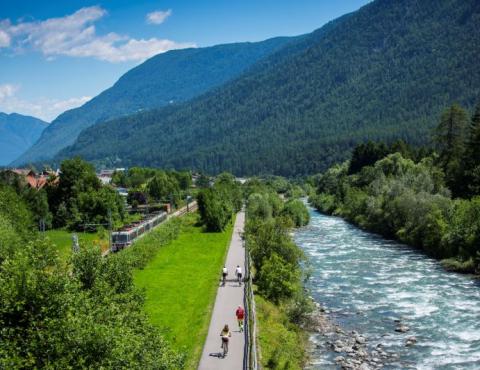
[0,112,48,166]
[58,0,480,176]
[12,36,294,166]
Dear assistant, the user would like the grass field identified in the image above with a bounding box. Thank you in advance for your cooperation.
[134,213,233,368]
[44,230,106,261]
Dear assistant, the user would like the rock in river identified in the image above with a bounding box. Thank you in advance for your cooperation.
[395,325,410,333]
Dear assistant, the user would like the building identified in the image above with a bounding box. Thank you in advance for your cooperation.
[9,168,56,190]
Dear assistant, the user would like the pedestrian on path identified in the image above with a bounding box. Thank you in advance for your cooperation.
[235,265,242,286]
[236,305,245,332]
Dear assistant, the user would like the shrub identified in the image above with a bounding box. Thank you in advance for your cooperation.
[282,199,310,227]
[257,253,299,303]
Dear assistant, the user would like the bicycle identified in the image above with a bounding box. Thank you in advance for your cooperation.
[221,267,228,287]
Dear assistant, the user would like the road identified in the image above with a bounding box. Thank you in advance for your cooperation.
[198,211,246,370]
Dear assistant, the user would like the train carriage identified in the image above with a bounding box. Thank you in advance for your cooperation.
[111,211,167,252]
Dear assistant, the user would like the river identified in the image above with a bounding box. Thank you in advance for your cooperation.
[294,206,480,369]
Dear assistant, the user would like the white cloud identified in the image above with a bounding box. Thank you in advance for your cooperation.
[0,29,10,47]
[0,83,92,121]
[0,6,194,62]
[0,83,18,100]
[146,9,172,25]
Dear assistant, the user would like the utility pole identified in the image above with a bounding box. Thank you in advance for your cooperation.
[72,233,80,253]
[39,218,46,234]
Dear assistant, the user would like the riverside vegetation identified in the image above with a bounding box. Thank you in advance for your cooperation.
[310,102,480,273]
[243,178,312,369]
[196,175,313,368]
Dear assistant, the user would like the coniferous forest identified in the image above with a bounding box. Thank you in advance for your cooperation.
[56,0,480,176]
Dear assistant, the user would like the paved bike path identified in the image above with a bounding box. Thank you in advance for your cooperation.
[198,211,246,370]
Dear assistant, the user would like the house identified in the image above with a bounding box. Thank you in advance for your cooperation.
[97,168,125,185]
[9,168,57,189]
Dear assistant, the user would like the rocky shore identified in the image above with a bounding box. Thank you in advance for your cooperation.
[304,302,411,369]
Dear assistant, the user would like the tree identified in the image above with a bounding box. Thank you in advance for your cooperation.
[434,104,468,196]
[147,172,180,203]
[196,173,210,189]
[464,102,480,196]
[47,158,124,230]
[172,171,192,190]
[0,185,34,239]
[349,141,388,174]
[282,199,310,227]
[197,188,233,231]
[257,253,299,303]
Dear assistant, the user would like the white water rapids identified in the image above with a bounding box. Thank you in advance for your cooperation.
[294,207,480,369]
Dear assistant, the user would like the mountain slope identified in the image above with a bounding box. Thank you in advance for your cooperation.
[12,36,293,166]
[61,0,480,176]
[0,113,48,166]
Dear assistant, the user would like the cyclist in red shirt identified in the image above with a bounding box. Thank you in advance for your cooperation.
[236,305,245,332]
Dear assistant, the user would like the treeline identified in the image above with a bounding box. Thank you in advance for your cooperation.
[49,159,125,230]
[310,102,480,273]
[0,160,195,233]
[0,158,125,231]
[243,179,311,368]
[0,185,184,368]
[112,167,191,209]
[197,173,242,231]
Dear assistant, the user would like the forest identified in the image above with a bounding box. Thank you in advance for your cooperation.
[56,0,480,176]
[310,102,480,273]
[13,37,291,166]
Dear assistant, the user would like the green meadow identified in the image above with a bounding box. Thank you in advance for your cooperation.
[134,213,233,368]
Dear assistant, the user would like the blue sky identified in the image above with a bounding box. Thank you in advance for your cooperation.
[0,0,370,122]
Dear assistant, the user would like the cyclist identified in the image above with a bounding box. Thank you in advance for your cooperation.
[220,324,231,357]
[235,265,242,286]
[236,305,245,332]
[222,266,228,286]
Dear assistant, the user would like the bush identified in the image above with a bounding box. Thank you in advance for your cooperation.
[309,193,337,214]
[0,235,184,368]
[257,253,300,303]
[121,217,181,269]
[440,257,476,273]
[282,199,310,227]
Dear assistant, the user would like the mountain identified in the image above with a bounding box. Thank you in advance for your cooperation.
[11,36,293,166]
[0,113,48,166]
[58,0,480,176]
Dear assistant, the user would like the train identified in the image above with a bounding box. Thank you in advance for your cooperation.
[111,211,167,252]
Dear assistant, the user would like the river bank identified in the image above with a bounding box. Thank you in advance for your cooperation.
[305,302,410,370]
[295,206,480,369]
